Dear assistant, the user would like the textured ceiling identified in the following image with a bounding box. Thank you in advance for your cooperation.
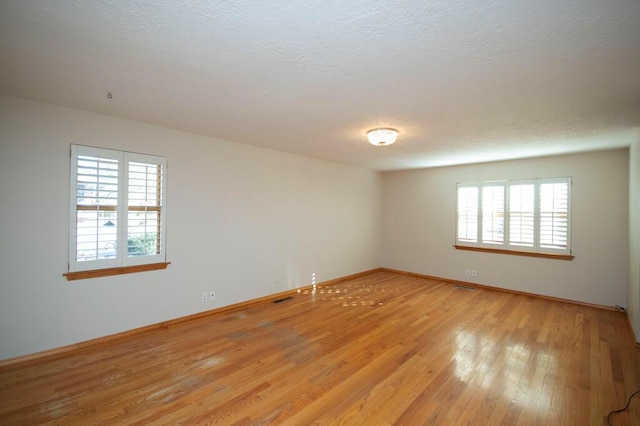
[1,0,639,171]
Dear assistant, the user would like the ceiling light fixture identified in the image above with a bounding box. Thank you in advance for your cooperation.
[367,128,398,146]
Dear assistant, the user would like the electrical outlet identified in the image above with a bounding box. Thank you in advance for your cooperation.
[201,292,207,303]
[210,291,215,300]
[464,269,471,276]
[471,270,477,277]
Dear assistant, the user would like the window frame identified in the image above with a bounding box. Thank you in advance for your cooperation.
[66,145,168,278]
[455,177,572,258]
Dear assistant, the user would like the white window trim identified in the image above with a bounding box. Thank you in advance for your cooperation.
[68,145,167,273]
[456,177,571,256]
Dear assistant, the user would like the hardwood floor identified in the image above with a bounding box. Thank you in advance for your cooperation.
[1,270,639,425]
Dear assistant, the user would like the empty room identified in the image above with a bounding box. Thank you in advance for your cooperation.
[1,1,640,424]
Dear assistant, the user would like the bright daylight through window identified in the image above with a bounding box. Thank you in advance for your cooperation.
[68,145,167,274]
[456,177,571,257]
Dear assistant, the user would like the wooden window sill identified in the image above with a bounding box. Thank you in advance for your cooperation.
[63,262,171,281]
[454,245,573,261]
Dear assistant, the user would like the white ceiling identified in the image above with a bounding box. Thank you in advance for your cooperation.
[1,1,639,171]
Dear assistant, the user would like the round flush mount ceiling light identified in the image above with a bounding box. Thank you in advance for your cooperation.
[367,128,398,146]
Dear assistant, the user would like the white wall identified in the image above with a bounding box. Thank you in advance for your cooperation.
[0,95,382,360]
[629,137,640,341]
[382,149,629,307]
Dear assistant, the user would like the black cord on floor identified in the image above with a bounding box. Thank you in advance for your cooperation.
[607,388,640,425]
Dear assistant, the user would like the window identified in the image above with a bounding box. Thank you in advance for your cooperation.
[67,145,168,276]
[456,177,571,257]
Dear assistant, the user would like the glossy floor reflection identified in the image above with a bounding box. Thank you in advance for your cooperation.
[301,281,394,306]
[452,329,555,420]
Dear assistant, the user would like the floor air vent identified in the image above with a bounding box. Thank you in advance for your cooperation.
[273,296,294,303]
[454,285,476,291]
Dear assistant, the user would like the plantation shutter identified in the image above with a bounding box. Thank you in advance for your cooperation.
[70,145,122,271]
[539,178,570,253]
[69,145,167,272]
[457,185,479,243]
[456,177,571,256]
[124,153,167,266]
[481,184,505,246]
[508,183,535,248]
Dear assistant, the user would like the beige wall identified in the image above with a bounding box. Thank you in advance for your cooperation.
[382,149,629,307]
[0,95,382,360]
